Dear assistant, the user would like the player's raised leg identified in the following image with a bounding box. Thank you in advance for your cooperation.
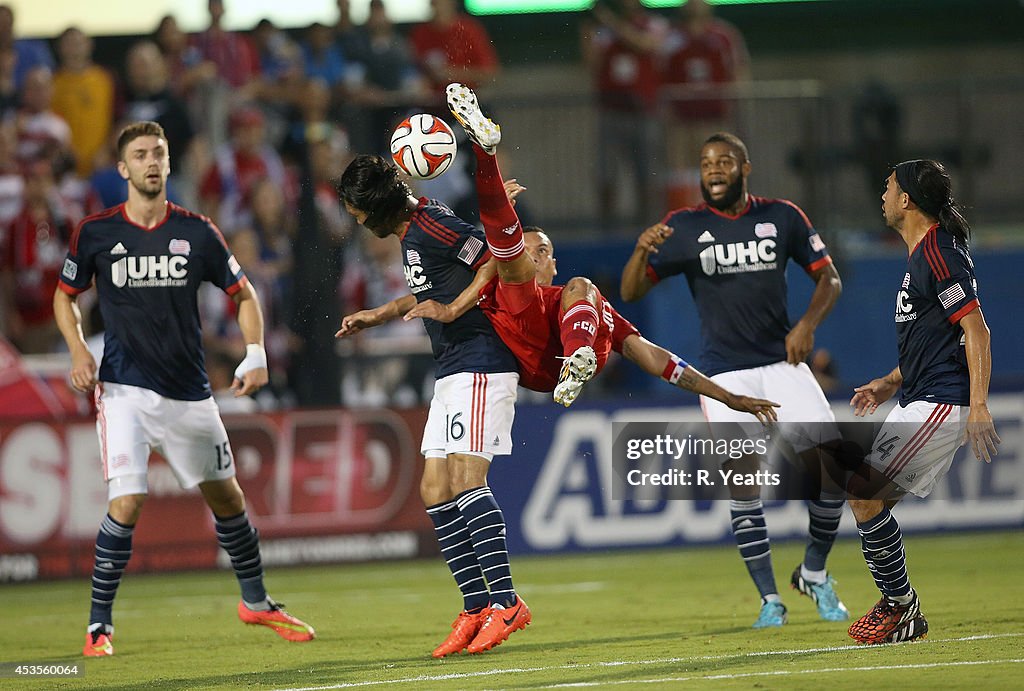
[553,277,599,407]
[200,478,315,642]
[447,82,537,303]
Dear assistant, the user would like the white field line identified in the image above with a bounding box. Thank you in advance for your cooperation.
[537,658,1024,688]
[273,632,1024,691]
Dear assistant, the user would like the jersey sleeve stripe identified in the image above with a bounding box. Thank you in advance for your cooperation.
[225,275,250,296]
[417,212,459,244]
[69,205,121,255]
[57,280,87,295]
[921,233,944,280]
[929,231,951,278]
[472,248,493,270]
[645,264,661,285]
[948,298,979,324]
[804,256,833,274]
[775,198,814,229]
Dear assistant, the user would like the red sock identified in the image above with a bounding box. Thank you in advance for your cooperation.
[474,144,523,262]
[559,300,599,357]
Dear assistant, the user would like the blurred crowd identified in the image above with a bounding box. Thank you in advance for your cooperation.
[0,0,502,408]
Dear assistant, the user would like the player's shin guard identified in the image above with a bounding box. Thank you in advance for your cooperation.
[804,498,844,574]
[560,300,599,358]
[730,499,779,599]
[455,486,517,608]
[215,511,269,608]
[427,500,490,612]
[473,144,524,262]
[857,508,912,600]
[89,514,134,627]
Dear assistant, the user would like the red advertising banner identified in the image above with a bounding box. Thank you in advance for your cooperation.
[0,408,435,582]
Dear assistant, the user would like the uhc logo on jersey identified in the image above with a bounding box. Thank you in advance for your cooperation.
[111,255,189,288]
[404,248,432,294]
[699,239,777,276]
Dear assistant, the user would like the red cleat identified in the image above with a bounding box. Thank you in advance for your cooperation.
[82,628,113,657]
[432,609,487,658]
[237,599,315,642]
[848,592,928,644]
[467,597,532,654]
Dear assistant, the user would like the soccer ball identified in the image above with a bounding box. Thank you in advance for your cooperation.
[390,114,458,180]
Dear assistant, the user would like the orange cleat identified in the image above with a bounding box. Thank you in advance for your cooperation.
[237,598,315,642]
[82,628,113,657]
[848,592,927,644]
[467,597,531,654]
[432,609,488,658]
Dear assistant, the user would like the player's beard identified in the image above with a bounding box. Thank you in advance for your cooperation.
[130,171,165,200]
[701,175,744,212]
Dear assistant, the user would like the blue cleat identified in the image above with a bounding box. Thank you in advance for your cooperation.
[752,600,787,628]
[791,565,850,622]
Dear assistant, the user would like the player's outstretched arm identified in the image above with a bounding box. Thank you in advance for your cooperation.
[405,259,499,324]
[786,263,842,364]
[850,366,902,417]
[53,288,97,393]
[336,294,417,338]
[231,283,269,397]
[621,334,779,423]
[960,309,1000,462]
[620,223,671,302]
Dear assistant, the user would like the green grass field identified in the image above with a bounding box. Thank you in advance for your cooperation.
[8,531,1023,690]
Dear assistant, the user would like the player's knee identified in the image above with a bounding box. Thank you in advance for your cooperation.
[848,498,884,523]
[420,473,451,506]
[562,276,595,307]
[107,490,147,525]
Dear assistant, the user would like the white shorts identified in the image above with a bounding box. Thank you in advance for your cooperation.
[421,372,518,461]
[95,382,235,500]
[700,361,838,453]
[866,401,968,498]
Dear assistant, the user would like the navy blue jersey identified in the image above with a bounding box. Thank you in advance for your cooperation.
[402,198,517,378]
[58,203,247,400]
[648,196,832,376]
[895,224,979,406]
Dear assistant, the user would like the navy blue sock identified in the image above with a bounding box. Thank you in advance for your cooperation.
[730,499,778,600]
[857,508,911,599]
[89,514,134,627]
[455,486,517,608]
[804,498,844,573]
[214,511,267,606]
[427,500,489,612]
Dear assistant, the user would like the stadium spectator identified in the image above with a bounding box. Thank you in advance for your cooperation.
[0,44,17,119]
[580,0,669,228]
[51,27,115,177]
[191,0,260,92]
[121,41,196,166]
[199,105,289,234]
[1,157,78,353]
[53,120,314,657]
[300,22,347,93]
[621,132,848,629]
[153,15,218,97]
[14,65,72,165]
[0,4,54,91]
[846,159,998,645]
[333,0,365,62]
[409,0,499,93]
[345,0,429,154]
[0,120,22,226]
[661,0,749,208]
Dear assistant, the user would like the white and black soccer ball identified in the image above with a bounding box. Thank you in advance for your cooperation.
[389,114,458,180]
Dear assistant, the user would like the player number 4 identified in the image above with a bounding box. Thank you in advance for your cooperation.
[215,441,232,470]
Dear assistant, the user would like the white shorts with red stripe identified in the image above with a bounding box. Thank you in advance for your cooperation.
[867,400,968,498]
[95,382,235,500]
[421,372,518,461]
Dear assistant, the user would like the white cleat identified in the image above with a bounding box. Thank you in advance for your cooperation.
[446,82,501,154]
[553,346,597,407]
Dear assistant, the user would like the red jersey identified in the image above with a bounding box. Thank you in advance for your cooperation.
[477,277,640,392]
[662,21,748,120]
[592,15,670,113]
[3,207,74,325]
[409,17,499,90]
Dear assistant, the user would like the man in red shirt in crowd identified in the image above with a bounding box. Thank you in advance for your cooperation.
[410,0,499,92]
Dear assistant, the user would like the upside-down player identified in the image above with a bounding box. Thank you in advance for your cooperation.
[404,83,778,423]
